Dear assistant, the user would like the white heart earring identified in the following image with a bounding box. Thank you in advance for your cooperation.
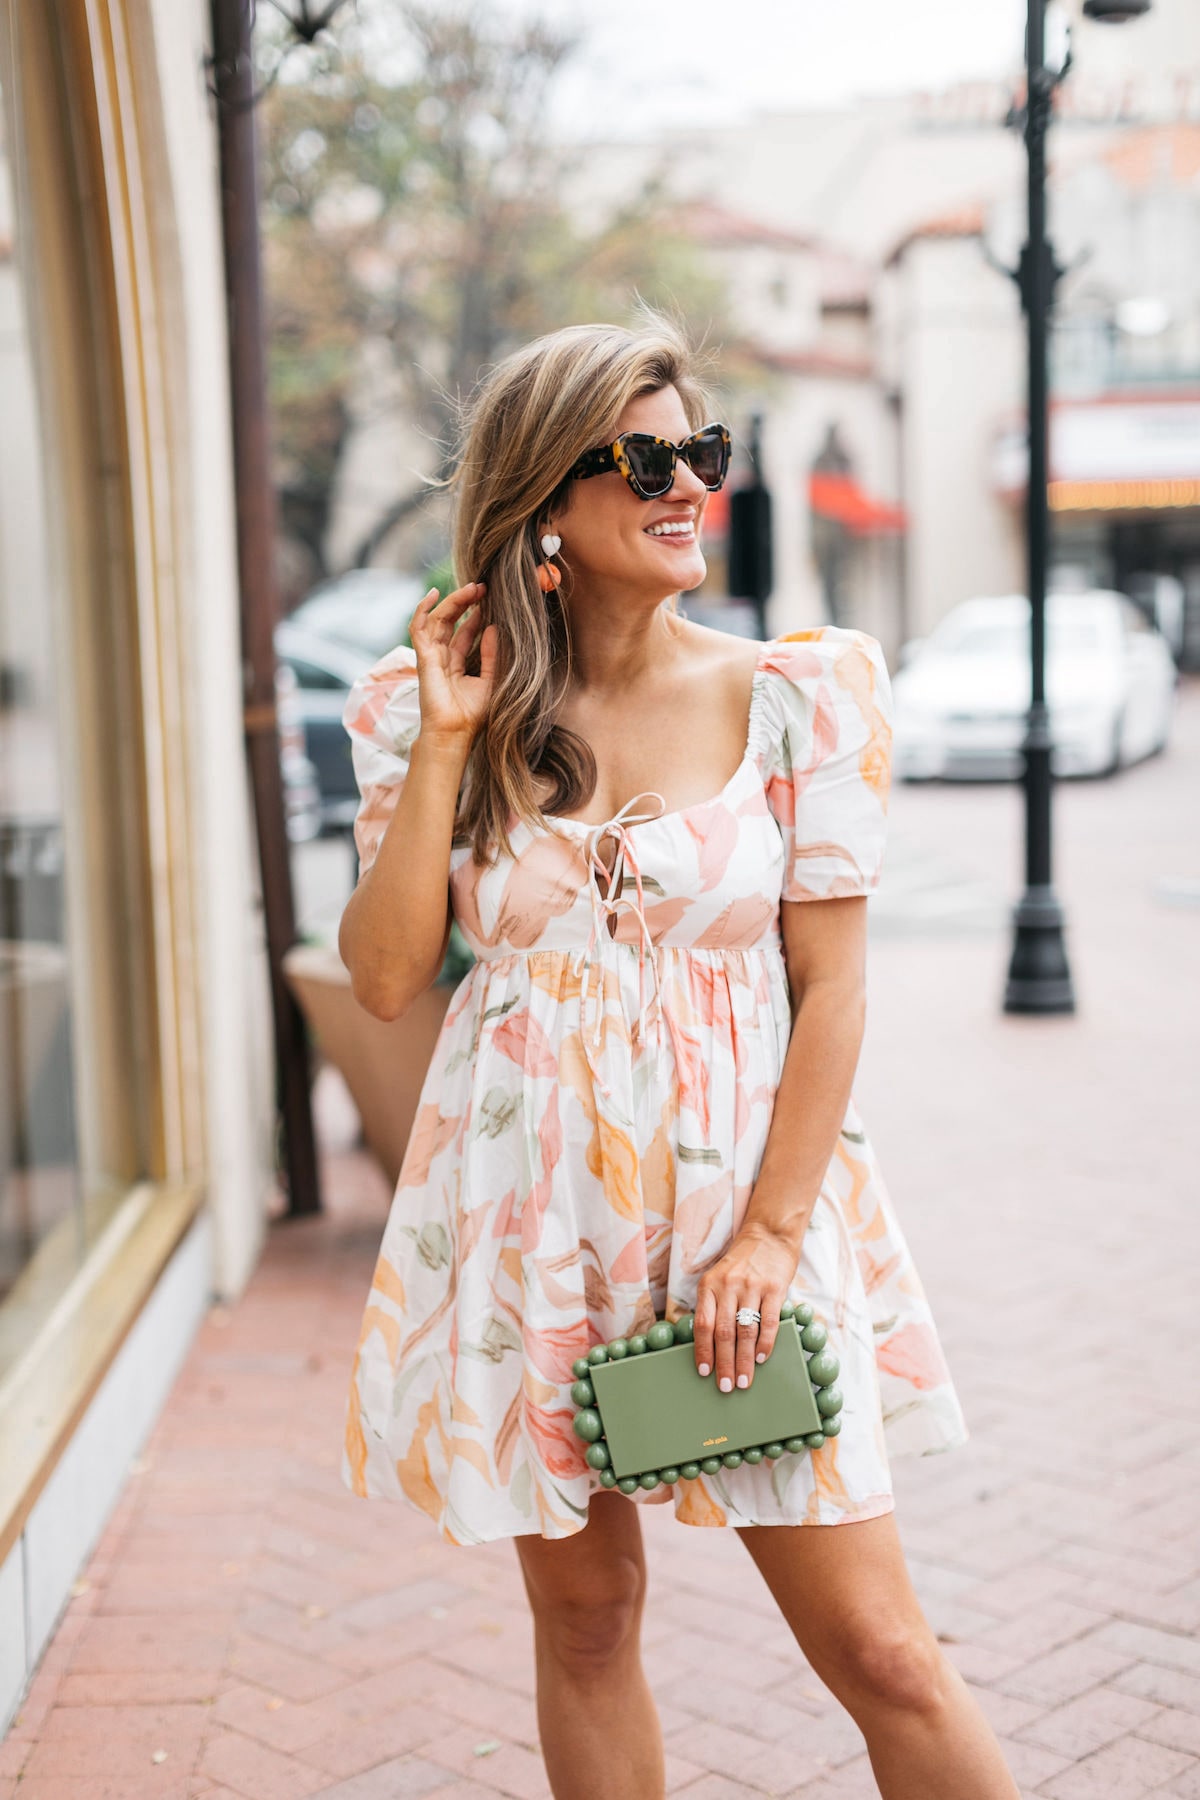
[538,533,563,591]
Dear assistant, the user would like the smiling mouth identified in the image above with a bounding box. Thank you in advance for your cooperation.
[644,520,696,543]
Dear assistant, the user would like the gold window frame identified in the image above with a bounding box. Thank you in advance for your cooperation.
[0,0,208,1561]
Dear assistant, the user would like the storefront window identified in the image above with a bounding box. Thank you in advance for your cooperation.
[0,68,81,1302]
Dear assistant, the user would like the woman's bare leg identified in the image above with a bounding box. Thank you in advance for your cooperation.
[515,1492,664,1800]
[737,1513,1018,1800]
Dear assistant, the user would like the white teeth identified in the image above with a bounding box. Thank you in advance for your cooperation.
[645,521,694,537]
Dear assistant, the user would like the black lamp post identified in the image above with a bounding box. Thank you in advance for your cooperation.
[1000,0,1150,1015]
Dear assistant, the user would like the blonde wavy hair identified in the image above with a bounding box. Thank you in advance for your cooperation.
[449,311,714,863]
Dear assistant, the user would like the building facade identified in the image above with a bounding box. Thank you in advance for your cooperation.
[0,0,276,1731]
[882,122,1200,663]
[574,0,1200,664]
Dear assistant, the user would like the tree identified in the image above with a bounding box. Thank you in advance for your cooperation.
[257,2,728,585]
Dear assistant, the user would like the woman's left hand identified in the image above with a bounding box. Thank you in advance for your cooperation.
[693,1225,801,1394]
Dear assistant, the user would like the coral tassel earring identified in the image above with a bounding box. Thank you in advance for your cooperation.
[537,532,562,592]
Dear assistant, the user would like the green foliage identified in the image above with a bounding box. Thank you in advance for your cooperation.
[418,556,458,616]
[439,919,476,987]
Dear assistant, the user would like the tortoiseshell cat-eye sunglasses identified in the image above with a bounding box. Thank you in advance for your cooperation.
[570,422,732,501]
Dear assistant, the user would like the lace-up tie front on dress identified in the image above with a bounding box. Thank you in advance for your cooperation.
[571,791,668,1092]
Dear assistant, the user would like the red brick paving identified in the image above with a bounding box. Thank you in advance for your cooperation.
[4,682,1199,1798]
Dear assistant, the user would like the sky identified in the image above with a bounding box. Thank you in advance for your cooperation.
[332,2,1193,141]
[488,0,1032,136]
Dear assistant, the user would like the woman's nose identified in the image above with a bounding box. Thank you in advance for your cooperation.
[671,458,707,503]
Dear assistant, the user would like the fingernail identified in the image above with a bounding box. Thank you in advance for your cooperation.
[736,1374,749,1389]
[718,1377,732,1393]
[697,1363,710,1377]
[755,1352,766,1363]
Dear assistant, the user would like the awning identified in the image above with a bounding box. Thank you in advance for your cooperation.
[993,397,1200,500]
[701,484,730,535]
[1046,478,1200,512]
[808,471,907,535]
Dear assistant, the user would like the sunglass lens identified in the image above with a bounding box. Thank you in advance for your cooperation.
[623,438,675,497]
[684,429,729,489]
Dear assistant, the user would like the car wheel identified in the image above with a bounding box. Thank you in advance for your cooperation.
[1101,712,1125,777]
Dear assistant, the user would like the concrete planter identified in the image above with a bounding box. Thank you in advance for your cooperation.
[282,943,451,1191]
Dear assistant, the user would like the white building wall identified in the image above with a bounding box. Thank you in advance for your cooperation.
[757,393,820,633]
[711,242,821,354]
[1,1210,214,1736]
[577,101,1027,268]
[754,372,902,647]
[890,237,1025,640]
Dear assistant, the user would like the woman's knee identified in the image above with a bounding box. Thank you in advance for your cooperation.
[525,1550,646,1679]
[823,1616,949,1718]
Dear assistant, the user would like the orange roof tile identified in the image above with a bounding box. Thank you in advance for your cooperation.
[883,202,987,267]
[674,200,818,253]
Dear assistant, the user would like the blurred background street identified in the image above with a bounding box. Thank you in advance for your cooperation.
[3,0,1200,1788]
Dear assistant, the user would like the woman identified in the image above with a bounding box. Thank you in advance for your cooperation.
[338,315,1017,1800]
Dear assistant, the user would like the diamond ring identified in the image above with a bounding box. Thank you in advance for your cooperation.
[735,1307,762,1328]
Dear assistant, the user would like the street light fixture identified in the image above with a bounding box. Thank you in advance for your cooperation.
[998,0,1151,1015]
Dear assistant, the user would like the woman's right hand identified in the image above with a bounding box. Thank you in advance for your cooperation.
[410,580,497,747]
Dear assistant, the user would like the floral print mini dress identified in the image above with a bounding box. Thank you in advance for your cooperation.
[340,626,967,1545]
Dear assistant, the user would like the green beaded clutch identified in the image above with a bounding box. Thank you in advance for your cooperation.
[569,1302,843,1494]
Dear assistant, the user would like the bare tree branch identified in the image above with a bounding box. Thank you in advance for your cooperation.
[350,476,443,570]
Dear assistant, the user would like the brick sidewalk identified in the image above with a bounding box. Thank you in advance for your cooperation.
[3,686,1198,1800]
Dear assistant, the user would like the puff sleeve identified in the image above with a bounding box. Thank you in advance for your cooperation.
[341,644,422,881]
[756,627,894,902]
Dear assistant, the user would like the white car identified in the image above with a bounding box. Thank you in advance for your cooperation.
[274,622,377,833]
[893,590,1176,781]
[288,568,426,662]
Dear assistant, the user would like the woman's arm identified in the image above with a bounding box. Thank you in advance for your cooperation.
[691,894,869,1392]
[338,581,495,1022]
[339,732,468,1020]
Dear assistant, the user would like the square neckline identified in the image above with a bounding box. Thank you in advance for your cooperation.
[542,644,773,834]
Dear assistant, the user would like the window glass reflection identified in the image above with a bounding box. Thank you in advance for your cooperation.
[0,65,81,1301]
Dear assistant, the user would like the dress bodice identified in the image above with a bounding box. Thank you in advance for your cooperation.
[343,625,894,968]
[447,750,787,962]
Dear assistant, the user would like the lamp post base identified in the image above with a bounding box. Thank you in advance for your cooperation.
[1004,885,1076,1014]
